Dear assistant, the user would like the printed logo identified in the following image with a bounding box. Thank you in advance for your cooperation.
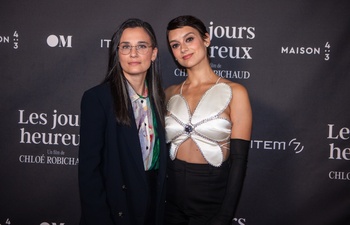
[281,42,331,61]
[0,31,19,49]
[100,39,111,48]
[232,217,246,225]
[47,35,72,48]
[251,138,305,153]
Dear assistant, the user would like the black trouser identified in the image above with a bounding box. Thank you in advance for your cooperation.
[165,158,229,225]
[145,169,158,225]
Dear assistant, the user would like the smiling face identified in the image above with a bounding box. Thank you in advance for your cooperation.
[118,27,158,80]
[168,26,210,69]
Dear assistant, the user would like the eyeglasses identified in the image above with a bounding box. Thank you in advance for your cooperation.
[118,44,152,55]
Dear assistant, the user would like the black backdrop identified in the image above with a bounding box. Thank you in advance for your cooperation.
[1,0,350,224]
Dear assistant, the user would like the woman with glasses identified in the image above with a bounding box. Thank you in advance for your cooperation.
[78,18,166,225]
[164,15,252,225]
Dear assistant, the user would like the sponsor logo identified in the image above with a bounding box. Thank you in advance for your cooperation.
[100,39,111,48]
[0,31,19,49]
[281,42,331,61]
[232,217,246,225]
[251,138,304,153]
[47,35,72,48]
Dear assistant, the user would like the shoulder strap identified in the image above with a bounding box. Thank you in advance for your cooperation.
[180,80,187,94]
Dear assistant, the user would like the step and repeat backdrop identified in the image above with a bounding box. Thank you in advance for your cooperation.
[1,0,349,224]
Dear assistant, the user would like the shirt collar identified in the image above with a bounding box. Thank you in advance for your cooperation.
[126,81,148,102]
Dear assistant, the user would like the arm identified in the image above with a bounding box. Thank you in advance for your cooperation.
[78,90,114,225]
[209,139,250,225]
[209,84,252,225]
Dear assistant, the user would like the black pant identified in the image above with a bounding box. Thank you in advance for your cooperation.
[165,158,229,225]
[145,169,158,225]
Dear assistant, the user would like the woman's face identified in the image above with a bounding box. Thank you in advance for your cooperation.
[168,26,209,69]
[118,27,157,80]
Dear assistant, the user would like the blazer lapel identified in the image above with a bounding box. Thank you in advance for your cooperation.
[123,104,147,182]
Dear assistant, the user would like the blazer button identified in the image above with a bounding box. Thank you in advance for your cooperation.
[122,185,127,190]
[118,211,123,217]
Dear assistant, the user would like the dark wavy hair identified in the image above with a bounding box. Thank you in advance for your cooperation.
[104,18,165,126]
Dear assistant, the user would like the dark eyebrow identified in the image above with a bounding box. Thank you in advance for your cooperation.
[137,41,149,44]
[169,32,195,44]
[119,41,150,45]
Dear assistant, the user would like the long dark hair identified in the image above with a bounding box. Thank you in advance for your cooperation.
[104,18,165,126]
[166,15,210,59]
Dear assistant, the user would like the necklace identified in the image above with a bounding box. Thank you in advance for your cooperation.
[137,82,148,99]
[136,93,148,99]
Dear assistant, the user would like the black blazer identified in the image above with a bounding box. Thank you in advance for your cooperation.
[78,83,167,225]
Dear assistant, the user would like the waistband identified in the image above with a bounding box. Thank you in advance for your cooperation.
[168,158,229,174]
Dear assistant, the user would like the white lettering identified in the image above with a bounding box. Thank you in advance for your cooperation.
[214,70,250,79]
[19,128,80,146]
[329,143,350,160]
[51,109,79,129]
[18,110,47,125]
[208,22,255,40]
[329,171,350,180]
[209,46,252,59]
[47,156,79,165]
[19,155,45,164]
[174,68,187,77]
[281,47,321,55]
[250,140,286,150]
[0,36,10,43]
[100,39,111,48]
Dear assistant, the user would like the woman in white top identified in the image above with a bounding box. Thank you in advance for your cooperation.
[164,15,252,225]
